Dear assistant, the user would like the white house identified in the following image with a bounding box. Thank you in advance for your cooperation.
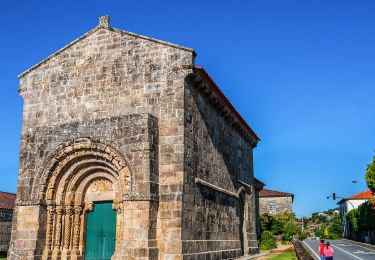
[337,189,375,238]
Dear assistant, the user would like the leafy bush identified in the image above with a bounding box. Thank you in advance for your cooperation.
[357,199,375,230]
[259,230,277,250]
[346,209,358,231]
[282,220,299,242]
[346,199,375,231]
[298,230,308,240]
[260,212,303,241]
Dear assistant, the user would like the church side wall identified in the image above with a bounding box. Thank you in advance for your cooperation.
[11,27,194,259]
[182,78,258,259]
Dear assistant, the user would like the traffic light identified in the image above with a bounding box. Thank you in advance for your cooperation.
[333,193,336,200]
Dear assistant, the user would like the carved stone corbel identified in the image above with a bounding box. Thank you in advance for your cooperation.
[84,202,94,212]
[112,201,123,214]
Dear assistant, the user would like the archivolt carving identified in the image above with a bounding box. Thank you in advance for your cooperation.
[90,179,113,192]
[38,138,131,258]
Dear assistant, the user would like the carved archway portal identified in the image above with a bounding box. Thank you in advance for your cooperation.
[38,139,131,259]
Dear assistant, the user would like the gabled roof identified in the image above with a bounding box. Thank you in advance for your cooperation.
[0,191,16,210]
[348,189,374,200]
[19,16,194,78]
[259,189,294,199]
[195,66,260,142]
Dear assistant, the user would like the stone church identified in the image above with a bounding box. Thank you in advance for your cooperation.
[9,16,260,260]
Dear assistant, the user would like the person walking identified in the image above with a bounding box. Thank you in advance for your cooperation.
[324,241,334,260]
[318,239,326,260]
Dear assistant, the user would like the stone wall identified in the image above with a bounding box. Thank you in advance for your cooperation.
[0,209,13,253]
[259,196,293,214]
[181,75,258,259]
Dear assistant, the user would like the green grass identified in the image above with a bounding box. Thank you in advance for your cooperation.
[268,252,297,260]
[0,258,6,260]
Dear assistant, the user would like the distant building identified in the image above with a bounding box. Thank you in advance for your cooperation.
[337,189,375,238]
[259,189,294,214]
[0,191,16,254]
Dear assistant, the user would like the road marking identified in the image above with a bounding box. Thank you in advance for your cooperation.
[331,244,364,260]
[343,240,375,253]
[336,243,352,247]
[302,241,320,260]
[353,250,375,255]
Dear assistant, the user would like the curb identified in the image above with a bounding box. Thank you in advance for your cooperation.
[294,240,314,260]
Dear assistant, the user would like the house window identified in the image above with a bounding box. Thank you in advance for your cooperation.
[269,201,277,212]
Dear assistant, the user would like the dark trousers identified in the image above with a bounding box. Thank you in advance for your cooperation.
[326,257,333,260]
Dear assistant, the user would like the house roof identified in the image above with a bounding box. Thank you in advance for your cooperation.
[0,191,16,210]
[259,189,294,199]
[348,189,374,200]
[337,189,374,205]
[19,16,194,78]
[195,66,260,142]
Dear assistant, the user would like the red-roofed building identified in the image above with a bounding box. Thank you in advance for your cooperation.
[337,189,375,238]
[259,189,294,214]
[348,189,374,200]
[0,191,16,253]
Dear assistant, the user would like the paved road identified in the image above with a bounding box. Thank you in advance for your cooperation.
[303,239,375,260]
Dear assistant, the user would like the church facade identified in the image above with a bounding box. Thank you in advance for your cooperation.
[9,16,260,260]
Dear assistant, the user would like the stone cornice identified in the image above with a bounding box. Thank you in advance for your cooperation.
[195,178,239,198]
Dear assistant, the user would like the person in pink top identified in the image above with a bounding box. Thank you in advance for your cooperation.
[324,242,334,260]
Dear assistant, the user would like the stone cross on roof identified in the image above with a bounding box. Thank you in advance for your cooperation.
[99,15,110,28]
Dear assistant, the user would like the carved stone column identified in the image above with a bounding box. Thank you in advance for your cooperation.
[44,205,55,255]
[81,202,94,256]
[72,206,82,255]
[112,201,123,259]
[64,205,73,251]
[54,205,63,254]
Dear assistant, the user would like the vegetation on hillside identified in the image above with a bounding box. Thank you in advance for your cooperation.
[303,208,343,239]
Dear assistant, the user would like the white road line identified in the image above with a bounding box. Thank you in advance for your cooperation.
[302,241,320,260]
[331,244,364,260]
[343,240,375,253]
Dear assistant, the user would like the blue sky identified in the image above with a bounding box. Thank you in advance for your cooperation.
[1,1,374,217]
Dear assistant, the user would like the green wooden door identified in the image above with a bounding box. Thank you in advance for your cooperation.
[85,201,116,260]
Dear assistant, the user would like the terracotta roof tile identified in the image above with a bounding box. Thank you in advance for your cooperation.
[0,191,16,209]
[259,189,294,198]
[348,189,374,200]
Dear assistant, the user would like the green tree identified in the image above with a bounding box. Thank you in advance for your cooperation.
[282,220,299,242]
[327,214,343,239]
[365,156,375,193]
